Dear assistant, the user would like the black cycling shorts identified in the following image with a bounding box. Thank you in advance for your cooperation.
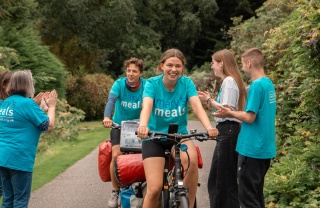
[142,139,173,160]
[110,128,121,146]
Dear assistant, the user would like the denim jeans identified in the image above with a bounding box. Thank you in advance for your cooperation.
[207,121,240,208]
[0,166,33,208]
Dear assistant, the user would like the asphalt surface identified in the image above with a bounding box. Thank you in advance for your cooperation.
[28,120,217,208]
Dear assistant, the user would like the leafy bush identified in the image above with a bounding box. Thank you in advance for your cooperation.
[189,62,221,96]
[262,1,320,206]
[229,0,320,206]
[66,73,114,121]
[38,99,85,153]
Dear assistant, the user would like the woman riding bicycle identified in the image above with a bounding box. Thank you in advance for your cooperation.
[102,57,146,208]
[137,48,219,208]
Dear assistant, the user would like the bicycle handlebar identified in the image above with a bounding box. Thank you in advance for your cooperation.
[137,131,218,142]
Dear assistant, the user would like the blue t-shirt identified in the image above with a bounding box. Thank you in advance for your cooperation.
[236,77,276,159]
[143,75,198,134]
[111,77,146,124]
[0,94,49,172]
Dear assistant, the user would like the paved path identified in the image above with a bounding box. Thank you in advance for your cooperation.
[29,121,217,208]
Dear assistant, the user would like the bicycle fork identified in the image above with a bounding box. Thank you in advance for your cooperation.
[162,150,171,208]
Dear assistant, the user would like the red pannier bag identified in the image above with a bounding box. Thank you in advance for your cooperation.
[115,153,145,187]
[114,146,203,186]
[195,145,203,169]
[98,140,112,182]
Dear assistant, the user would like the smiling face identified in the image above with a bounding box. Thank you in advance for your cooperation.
[126,63,142,84]
[211,59,224,79]
[160,57,184,82]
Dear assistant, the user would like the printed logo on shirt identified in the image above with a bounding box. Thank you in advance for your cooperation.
[121,95,142,109]
[269,90,276,104]
[154,96,187,118]
[0,101,15,122]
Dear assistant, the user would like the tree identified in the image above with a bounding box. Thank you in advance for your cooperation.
[0,0,67,97]
[37,0,161,77]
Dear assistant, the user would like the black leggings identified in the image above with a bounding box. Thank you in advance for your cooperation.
[142,139,172,160]
[110,128,121,146]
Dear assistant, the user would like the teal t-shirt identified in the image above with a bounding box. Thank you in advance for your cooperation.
[0,94,49,172]
[111,77,146,124]
[236,77,276,159]
[143,75,198,134]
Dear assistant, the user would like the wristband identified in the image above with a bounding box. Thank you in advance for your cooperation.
[206,97,212,104]
[206,126,214,130]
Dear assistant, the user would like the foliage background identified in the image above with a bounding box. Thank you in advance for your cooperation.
[1,0,320,206]
[229,0,320,206]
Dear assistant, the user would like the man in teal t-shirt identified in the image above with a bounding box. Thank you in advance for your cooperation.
[102,57,146,208]
[214,48,276,208]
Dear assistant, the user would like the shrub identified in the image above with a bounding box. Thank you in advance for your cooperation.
[66,73,114,120]
[38,99,85,153]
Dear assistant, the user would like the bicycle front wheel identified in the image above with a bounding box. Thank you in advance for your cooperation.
[178,195,189,208]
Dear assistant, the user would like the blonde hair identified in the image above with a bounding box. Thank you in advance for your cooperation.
[241,48,264,69]
[212,49,247,111]
[7,70,35,98]
[155,48,186,74]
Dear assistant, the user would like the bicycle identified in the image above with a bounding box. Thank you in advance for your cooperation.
[106,121,147,208]
[144,123,218,208]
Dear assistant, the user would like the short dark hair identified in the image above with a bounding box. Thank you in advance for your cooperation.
[241,48,265,69]
[123,57,144,72]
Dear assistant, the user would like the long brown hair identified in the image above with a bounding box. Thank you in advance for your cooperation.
[155,48,186,74]
[0,70,13,100]
[212,49,247,111]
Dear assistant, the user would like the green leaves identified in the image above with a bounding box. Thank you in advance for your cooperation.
[230,0,320,206]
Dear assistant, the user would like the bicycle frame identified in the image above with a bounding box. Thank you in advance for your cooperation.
[146,130,215,208]
[162,135,188,208]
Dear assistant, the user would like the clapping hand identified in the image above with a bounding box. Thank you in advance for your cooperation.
[45,89,58,108]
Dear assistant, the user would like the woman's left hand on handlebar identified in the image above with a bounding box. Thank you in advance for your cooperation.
[137,126,149,140]
[207,126,219,138]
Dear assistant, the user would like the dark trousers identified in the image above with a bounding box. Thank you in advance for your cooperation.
[0,175,2,197]
[238,155,271,208]
[208,121,240,208]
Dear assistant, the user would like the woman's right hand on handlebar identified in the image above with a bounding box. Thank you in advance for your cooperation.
[137,126,149,140]
[102,117,113,128]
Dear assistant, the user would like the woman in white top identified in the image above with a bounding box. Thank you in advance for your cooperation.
[198,49,247,208]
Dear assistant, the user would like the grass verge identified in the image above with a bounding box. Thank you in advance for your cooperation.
[32,121,108,191]
[1,121,108,205]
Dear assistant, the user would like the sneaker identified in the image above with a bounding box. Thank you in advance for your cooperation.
[108,191,119,208]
